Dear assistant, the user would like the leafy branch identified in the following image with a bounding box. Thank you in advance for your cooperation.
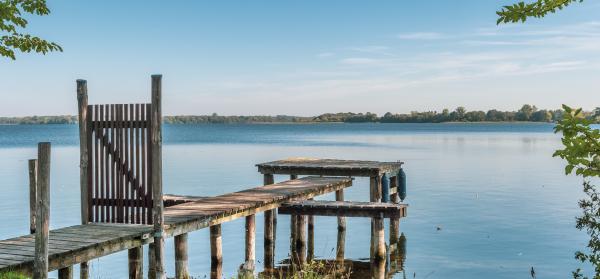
[497,0,583,24]
[0,0,62,60]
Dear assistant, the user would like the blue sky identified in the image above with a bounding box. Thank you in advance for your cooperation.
[2,1,600,116]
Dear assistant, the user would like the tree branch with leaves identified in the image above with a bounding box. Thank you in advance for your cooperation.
[0,0,62,60]
[497,0,583,24]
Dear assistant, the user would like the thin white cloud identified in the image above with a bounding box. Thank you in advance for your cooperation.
[339,57,380,65]
[397,32,444,40]
[317,52,335,58]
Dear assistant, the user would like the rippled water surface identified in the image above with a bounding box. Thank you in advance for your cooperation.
[0,123,588,278]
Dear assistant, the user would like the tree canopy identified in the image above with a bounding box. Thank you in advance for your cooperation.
[0,0,62,59]
[497,0,583,24]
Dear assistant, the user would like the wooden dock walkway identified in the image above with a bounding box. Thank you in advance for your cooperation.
[0,176,352,274]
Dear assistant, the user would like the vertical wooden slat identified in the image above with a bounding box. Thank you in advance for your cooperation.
[146,103,152,224]
[34,142,51,279]
[111,104,117,222]
[86,104,93,225]
[28,159,37,234]
[135,104,141,224]
[99,105,106,223]
[151,74,165,279]
[141,104,147,224]
[129,104,135,223]
[124,104,130,224]
[94,105,100,223]
[118,104,124,223]
[104,105,111,223]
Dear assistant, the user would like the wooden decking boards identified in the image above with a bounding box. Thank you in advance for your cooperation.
[278,200,408,218]
[256,158,403,177]
[0,176,352,274]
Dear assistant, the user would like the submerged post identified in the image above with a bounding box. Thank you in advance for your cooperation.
[58,267,73,279]
[263,173,275,271]
[296,215,307,266]
[335,189,346,264]
[34,142,50,279]
[175,234,190,279]
[147,243,156,279]
[77,79,91,279]
[370,175,381,261]
[210,225,223,279]
[371,215,386,279]
[244,215,255,271]
[28,159,37,234]
[128,246,143,279]
[151,75,166,279]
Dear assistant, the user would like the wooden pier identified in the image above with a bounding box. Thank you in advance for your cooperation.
[0,76,409,279]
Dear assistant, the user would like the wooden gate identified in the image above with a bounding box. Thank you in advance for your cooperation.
[86,103,154,224]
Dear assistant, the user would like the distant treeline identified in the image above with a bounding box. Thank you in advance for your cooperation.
[2,105,599,125]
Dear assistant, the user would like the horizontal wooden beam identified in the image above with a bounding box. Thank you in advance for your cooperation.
[278,200,407,218]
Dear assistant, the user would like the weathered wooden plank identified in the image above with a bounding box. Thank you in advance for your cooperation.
[35,142,51,279]
[279,200,408,218]
[257,158,403,177]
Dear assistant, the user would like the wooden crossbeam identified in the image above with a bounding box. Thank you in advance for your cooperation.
[278,200,407,218]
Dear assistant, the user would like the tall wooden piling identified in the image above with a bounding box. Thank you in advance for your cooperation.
[335,189,346,264]
[263,173,275,271]
[244,215,255,271]
[77,79,90,279]
[148,243,156,279]
[369,175,381,261]
[34,142,50,279]
[210,225,223,279]
[175,234,189,279]
[28,159,37,234]
[289,214,297,264]
[371,215,386,279]
[307,214,314,262]
[389,176,400,256]
[151,75,166,279]
[128,246,143,279]
[296,215,307,266]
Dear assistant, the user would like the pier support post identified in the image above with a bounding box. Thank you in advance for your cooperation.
[151,75,166,279]
[244,215,256,271]
[28,159,37,234]
[128,246,143,279]
[371,216,386,279]
[147,243,156,279]
[296,215,307,266]
[370,175,382,261]
[210,225,223,279]
[335,189,346,264]
[77,79,90,279]
[263,173,275,271]
[58,266,73,279]
[289,214,297,264]
[34,142,51,279]
[307,214,314,262]
[174,234,189,279]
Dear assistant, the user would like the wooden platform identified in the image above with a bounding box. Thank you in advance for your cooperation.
[0,176,352,274]
[278,200,408,218]
[257,158,403,177]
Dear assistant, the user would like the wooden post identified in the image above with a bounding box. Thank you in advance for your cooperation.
[371,216,386,279]
[289,214,297,264]
[128,246,143,279]
[34,142,50,279]
[77,79,90,279]
[175,234,189,279]
[307,214,314,262]
[58,266,73,279]
[210,225,223,279]
[370,175,381,261]
[296,215,307,266]
[244,215,255,271]
[28,159,37,234]
[335,189,346,264]
[151,74,166,279]
[263,173,275,271]
[147,243,156,279]
[389,175,400,268]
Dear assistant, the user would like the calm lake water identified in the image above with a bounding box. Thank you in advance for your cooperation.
[0,123,589,278]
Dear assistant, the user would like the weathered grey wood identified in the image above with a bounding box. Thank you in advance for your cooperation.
[263,173,275,271]
[257,158,403,177]
[29,159,38,234]
[58,266,72,279]
[279,201,408,218]
[34,142,51,279]
[77,79,90,224]
[80,262,89,279]
[307,212,314,262]
[369,175,380,261]
[174,234,189,279]
[128,246,143,279]
[163,194,206,207]
[295,215,306,266]
[243,215,255,271]
[210,225,222,279]
[148,243,156,279]
[335,189,346,264]
[289,214,297,264]
[151,74,165,279]
[371,216,386,279]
